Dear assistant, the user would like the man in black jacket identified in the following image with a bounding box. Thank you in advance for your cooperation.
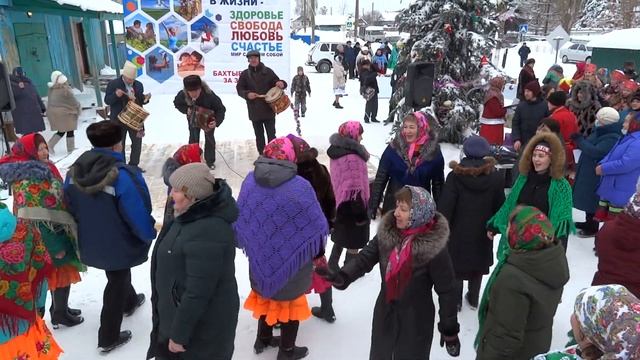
[173,75,226,169]
[518,42,531,67]
[359,60,380,123]
[236,50,287,155]
[512,80,550,152]
[104,61,148,169]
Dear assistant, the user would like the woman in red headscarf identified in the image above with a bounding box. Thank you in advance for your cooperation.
[0,133,84,329]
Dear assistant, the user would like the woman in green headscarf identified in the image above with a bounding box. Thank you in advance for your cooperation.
[476,206,569,359]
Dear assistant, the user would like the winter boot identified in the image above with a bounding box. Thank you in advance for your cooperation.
[254,336,281,354]
[99,330,132,354]
[335,103,344,109]
[50,286,84,329]
[47,133,63,155]
[278,321,308,360]
[66,136,76,152]
[311,288,336,323]
[124,293,146,317]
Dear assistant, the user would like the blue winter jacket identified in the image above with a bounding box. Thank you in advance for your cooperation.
[572,123,621,213]
[597,131,640,206]
[64,149,157,271]
[345,46,357,65]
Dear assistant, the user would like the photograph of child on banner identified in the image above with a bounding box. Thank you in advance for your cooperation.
[177,50,205,77]
[159,15,187,53]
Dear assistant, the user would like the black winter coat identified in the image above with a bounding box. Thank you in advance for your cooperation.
[9,75,46,135]
[173,82,226,127]
[148,180,239,360]
[512,96,549,147]
[438,158,505,276]
[340,212,459,360]
[236,62,287,121]
[104,76,146,125]
[359,68,379,94]
[327,134,371,249]
[476,244,569,360]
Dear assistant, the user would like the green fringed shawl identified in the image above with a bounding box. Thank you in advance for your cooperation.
[474,174,575,348]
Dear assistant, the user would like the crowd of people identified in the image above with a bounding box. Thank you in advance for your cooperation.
[2,48,640,360]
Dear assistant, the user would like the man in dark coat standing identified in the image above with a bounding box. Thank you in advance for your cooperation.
[512,81,549,152]
[345,41,357,79]
[518,42,531,67]
[104,61,148,169]
[173,75,226,169]
[64,121,157,353]
[9,67,46,135]
[236,50,287,155]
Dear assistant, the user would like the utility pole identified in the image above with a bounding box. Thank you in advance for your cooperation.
[303,0,307,30]
[355,0,360,40]
[310,0,316,44]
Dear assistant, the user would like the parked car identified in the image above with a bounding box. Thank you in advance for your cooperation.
[559,42,593,63]
[306,42,343,73]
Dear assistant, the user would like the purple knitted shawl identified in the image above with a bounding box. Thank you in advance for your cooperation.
[235,172,329,298]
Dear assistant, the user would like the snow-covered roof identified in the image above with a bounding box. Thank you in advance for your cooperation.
[314,15,347,26]
[587,28,640,50]
[52,0,123,14]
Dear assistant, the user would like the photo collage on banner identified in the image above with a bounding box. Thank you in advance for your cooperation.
[123,0,291,94]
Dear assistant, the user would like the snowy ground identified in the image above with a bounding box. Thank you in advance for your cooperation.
[27,39,599,360]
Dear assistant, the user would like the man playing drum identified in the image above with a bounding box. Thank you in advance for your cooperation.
[236,50,287,155]
[173,75,226,169]
[104,61,149,170]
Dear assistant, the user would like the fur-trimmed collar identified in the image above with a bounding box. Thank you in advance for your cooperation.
[183,82,215,106]
[377,211,449,272]
[449,157,497,176]
[69,167,119,195]
[519,132,566,179]
[327,133,370,161]
[390,126,440,168]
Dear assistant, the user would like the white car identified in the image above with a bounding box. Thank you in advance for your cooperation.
[559,43,593,63]
[305,42,342,73]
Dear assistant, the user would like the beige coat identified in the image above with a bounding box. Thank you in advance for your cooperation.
[46,84,81,132]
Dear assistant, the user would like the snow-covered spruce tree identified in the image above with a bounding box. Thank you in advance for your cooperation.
[389,0,498,144]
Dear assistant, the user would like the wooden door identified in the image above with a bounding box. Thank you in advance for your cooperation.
[13,23,53,96]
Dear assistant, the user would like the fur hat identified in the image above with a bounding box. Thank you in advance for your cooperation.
[519,132,565,179]
[169,163,216,201]
[596,107,621,126]
[524,81,541,97]
[547,90,567,107]
[463,135,491,159]
[525,58,535,66]
[86,121,123,148]
[122,61,138,80]
[183,75,202,91]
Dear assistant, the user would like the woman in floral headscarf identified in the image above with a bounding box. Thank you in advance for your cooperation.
[318,186,460,359]
[370,111,444,218]
[0,135,66,359]
[160,143,203,226]
[235,137,329,359]
[476,206,569,359]
[534,284,640,360]
[0,134,83,329]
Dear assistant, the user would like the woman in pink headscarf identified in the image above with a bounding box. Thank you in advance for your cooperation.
[369,112,445,219]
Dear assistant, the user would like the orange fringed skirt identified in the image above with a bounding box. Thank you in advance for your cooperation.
[0,317,62,359]
[244,290,311,326]
[47,264,82,290]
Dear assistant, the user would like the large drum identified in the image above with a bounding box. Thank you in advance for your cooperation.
[118,101,149,131]
[264,87,291,115]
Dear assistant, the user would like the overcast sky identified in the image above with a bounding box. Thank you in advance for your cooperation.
[311,0,407,15]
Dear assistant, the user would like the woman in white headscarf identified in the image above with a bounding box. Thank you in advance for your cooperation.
[46,71,81,155]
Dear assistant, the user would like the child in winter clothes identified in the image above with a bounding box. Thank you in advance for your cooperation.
[438,136,505,311]
[290,66,311,117]
[318,186,461,359]
[372,48,387,75]
[477,206,569,360]
[327,122,371,272]
[287,134,337,324]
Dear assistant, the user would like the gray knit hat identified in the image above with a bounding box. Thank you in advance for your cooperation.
[169,163,216,200]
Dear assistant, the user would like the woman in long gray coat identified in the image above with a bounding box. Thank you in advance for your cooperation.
[46,70,81,154]
[9,67,46,135]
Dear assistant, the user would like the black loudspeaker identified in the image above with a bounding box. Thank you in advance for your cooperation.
[405,61,434,108]
[0,61,15,112]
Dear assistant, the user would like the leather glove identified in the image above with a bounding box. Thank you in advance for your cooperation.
[440,334,460,357]
[315,266,349,290]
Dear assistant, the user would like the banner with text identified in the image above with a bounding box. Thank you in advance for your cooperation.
[122,0,290,94]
